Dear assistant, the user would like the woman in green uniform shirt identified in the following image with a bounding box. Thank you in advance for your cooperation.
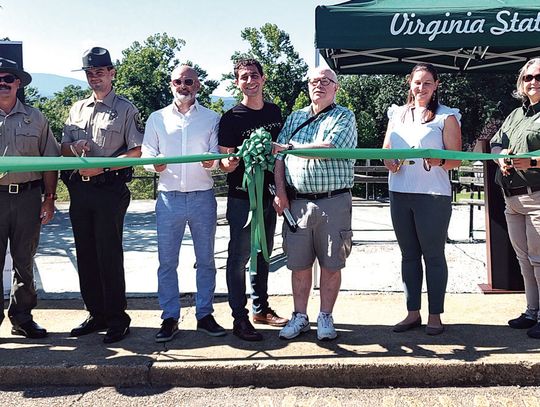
[490,57,540,338]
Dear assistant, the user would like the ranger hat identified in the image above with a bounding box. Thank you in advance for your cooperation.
[80,47,114,70]
[0,57,32,87]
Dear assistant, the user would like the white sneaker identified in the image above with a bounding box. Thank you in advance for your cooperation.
[279,312,310,339]
[317,312,337,341]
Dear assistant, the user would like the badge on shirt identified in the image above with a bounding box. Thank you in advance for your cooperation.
[135,112,145,133]
[108,109,118,120]
[23,116,31,125]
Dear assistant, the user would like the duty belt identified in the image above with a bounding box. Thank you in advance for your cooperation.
[0,179,41,194]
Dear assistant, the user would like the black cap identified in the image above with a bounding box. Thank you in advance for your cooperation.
[0,57,32,87]
[80,47,113,70]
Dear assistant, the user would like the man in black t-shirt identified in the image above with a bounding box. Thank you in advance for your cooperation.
[218,59,288,341]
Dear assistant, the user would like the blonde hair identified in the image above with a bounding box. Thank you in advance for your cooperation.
[514,57,540,104]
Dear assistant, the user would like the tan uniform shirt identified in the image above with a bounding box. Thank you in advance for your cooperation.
[0,99,60,185]
[62,90,143,157]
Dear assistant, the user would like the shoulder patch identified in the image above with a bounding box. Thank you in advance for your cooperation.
[135,113,145,133]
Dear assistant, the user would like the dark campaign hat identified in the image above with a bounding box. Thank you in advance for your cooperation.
[80,47,113,70]
[0,57,32,87]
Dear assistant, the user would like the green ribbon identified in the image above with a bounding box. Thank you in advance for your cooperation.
[0,147,529,174]
[235,128,275,275]
[281,148,538,161]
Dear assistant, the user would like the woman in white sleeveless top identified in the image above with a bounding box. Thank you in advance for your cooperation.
[382,63,462,335]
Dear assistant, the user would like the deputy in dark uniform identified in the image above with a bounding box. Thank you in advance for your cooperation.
[61,47,143,344]
[0,57,60,339]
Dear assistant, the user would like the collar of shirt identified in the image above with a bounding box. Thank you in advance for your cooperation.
[83,89,117,108]
[0,99,32,117]
[171,100,200,118]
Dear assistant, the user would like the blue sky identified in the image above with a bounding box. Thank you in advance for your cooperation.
[0,0,341,95]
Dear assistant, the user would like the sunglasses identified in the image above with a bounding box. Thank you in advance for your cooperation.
[308,77,337,87]
[523,74,540,83]
[0,75,17,84]
[172,78,194,87]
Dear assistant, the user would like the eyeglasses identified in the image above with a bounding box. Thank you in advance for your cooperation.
[0,75,17,84]
[523,74,540,83]
[172,78,195,87]
[308,77,337,87]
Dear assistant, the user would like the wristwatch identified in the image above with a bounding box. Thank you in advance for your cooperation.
[43,193,57,201]
[287,144,294,150]
[439,159,446,166]
[531,158,537,168]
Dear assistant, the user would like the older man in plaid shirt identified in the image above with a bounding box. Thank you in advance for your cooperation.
[273,67,357,341]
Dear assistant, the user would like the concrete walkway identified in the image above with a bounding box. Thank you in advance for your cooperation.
[30,198,488,298]
[2,198,535,388]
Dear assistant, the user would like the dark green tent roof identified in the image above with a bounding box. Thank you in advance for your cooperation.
[315,0,540,73]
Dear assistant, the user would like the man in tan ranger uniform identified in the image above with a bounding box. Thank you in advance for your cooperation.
[61,47,143,344]
[0,57,60,339]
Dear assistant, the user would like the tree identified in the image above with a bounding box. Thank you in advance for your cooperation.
[226,23,308,116]
[30,85,91,141]
[114,33,218,120]
[336,74,405,148]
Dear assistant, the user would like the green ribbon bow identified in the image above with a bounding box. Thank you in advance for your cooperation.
[235,128,275,275]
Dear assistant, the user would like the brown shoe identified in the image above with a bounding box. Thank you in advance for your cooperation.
[253,308,289,327]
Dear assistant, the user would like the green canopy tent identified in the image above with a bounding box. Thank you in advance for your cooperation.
[316,0,540,74]
[315,0,540,292]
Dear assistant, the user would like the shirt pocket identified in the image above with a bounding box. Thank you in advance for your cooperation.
[96,119,122,148]
[526,122,540,151]
[66,123,89,142]
[15,123,41,156]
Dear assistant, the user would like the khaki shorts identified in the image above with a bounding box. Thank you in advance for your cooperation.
[283,192,353,271]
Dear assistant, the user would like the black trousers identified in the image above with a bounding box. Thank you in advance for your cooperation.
[67,180,131,329]
[0,186,41,327]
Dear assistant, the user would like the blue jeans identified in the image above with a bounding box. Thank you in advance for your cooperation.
[156,189,217,321]
[226,196,276,320]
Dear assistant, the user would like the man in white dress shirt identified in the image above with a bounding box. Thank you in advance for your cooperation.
[142,65,225,342]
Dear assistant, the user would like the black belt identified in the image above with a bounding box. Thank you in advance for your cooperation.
[61,167,133,186]
[0,179,41,194]
[295,188,350,200]
[503,185,540,197]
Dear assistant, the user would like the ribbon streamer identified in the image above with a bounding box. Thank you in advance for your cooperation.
[235,128,275,275]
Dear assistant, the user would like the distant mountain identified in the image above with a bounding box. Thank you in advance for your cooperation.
[30,73,88,98]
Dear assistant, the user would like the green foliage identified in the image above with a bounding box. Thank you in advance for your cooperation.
[225,23,308,116]
[30,85,91,141]
[113,33,183,120]
[438,73,517,149]
[209,97,225,115]
[129,166,157,199]
[336,74,406,147]
[292,90,310,112]
[114,34,219,120]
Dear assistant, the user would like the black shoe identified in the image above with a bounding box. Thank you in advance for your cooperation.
[508,313,537,329]
[197,314,226,337]
[392,318,422,333]
[155,318,179,343]
[70,315,107,337]
[103,326,130,344]
[233,318,263,341]
[11,320,48,339]
[527,323,540,339]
